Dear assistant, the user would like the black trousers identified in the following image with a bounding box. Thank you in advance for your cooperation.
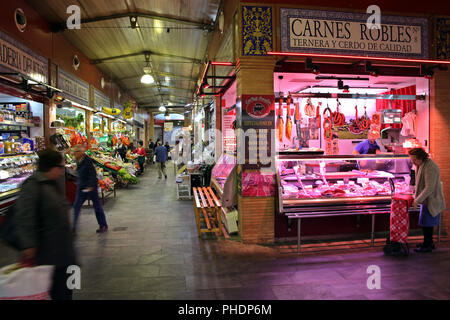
[50,266,73,300]
[423,227,434,246]
[138,156,145,174]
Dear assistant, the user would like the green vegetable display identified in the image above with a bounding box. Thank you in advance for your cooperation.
[118,168,139,184]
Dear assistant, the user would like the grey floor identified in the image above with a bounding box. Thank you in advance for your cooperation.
[1,162,450,300]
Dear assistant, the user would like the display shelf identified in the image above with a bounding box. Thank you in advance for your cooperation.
[0,188,20,203]
[0,121,37,127]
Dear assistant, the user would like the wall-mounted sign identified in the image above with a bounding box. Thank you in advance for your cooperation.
[241,95,275,169]
[280,8,429,59]
[93,88,111,112]
[0,30,48,83]
[123,106,133,119]
[164,122,174,132]
[58,68,89,106]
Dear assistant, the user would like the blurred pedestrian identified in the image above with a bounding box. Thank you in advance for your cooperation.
[72,145,108,234]
[408,148,445,253]
[165,141,171,154]
[15,149,76,300]
[154,141,168,179]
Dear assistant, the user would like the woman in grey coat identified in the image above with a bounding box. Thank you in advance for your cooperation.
[408,148,446,253]
[15,150,77,299]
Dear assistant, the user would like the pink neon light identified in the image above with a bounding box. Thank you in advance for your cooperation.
[267,51,450,65]
[211,61,234,66]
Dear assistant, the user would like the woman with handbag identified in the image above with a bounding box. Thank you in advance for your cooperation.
[408,148,446,253]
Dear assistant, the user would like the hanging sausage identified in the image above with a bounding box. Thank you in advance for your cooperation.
[359,106,371,130]
[349,105,363,134]
[277,97,284,142]
[332,99,346,126]
[285,95,292,141]
[323,102,333,142]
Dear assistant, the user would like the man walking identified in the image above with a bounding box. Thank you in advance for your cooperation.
[15,149,77,300]
[154,141,168,179]
[72,145,108,233]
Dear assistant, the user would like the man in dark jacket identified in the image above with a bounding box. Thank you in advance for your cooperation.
[154,142,168,179]
[15,149,77,300]
[72,145,108,233]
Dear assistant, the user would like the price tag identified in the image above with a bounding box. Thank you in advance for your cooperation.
[357,178,370,184]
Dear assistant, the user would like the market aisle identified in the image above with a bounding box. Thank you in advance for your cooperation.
[1,162,450,300]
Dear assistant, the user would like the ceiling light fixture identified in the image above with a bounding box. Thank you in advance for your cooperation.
[141,53,154,84]
[130,16,138,29]
[202,79,210,89]
[159,106,167,112]
[365,61,379,77]
[306,58,320,75]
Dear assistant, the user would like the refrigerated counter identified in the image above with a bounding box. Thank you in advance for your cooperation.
[276,153,420,252]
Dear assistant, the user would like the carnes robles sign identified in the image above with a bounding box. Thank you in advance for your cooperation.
[280,8,429,59]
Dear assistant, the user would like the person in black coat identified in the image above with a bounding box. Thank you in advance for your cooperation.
[72,145,108,234]
[15,150,77,300]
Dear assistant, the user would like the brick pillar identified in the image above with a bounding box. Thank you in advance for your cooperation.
[235,56,277,244]
[44,99,56,149]
[86,111,93,142]
[149,112,155,140]
[430,69,450,237]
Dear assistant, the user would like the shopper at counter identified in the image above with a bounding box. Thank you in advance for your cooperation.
[114,141,127,161]
[409,148,445,253]
[72,145,108,234]
[134,141,146,175]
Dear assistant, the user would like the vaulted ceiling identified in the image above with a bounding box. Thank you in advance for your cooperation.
[25,0,222,111]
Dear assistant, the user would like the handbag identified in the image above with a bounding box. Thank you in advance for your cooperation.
[0,264,55,300]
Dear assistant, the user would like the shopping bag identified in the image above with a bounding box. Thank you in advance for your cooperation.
[0,264,55,300]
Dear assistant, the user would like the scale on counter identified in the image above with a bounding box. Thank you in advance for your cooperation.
[382,109,402,124]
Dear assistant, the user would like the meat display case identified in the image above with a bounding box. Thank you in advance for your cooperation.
[276,153,414,251]
[210,153,236,196]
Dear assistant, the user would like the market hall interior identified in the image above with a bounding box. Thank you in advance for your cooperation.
[1,164,449,300]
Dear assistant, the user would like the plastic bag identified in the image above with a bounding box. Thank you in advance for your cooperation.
[0,264,54,300]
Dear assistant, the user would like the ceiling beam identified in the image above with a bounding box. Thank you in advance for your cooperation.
[91,50,202,65]
[51,12,214,33]
[129,84,192,91]
[118,73,197,82]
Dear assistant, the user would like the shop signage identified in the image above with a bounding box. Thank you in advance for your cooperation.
[93,88,111,112]
[0,30,48,83]
[164,122,174,132]
[123,106,133,119]
[280,8,429,59]
[223,104,236,155]
[240,95,275,169]
[58,68,89,107]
